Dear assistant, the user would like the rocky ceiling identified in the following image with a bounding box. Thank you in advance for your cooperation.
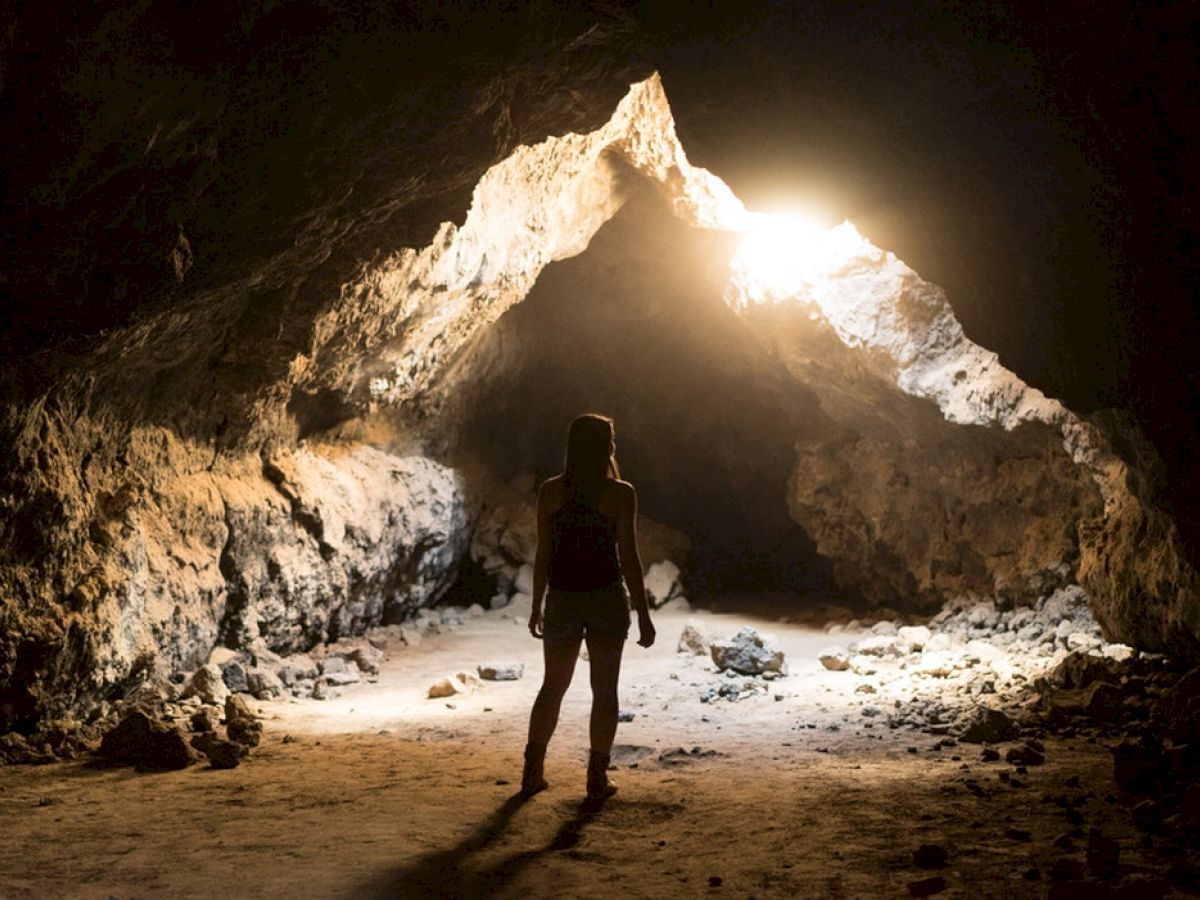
[1,2,1197,732]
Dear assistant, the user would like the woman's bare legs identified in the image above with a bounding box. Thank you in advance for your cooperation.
[584,634,625,754]
[527,638,583,747]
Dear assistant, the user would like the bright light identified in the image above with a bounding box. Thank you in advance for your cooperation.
[730,212,869,305]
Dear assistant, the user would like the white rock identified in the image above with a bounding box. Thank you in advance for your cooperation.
[924,632,954,653]
[897,625,932,649]
[849,654,877,676]
[871,620,898,636]
[853,635,903,657]
[184,664,229,706]
[466,604,486,619]
[427,674,469,699]
[1102,643,1134,662]
[477,663,524,681]
[645,560,682,607]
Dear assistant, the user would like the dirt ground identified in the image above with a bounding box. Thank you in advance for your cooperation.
[0,605,1159,899]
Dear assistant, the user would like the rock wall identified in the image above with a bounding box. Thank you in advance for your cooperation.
[0,413,463,732]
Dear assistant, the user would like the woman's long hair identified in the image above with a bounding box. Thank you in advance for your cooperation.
[563,413,620,504]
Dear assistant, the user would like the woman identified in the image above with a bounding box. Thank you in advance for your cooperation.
[522,413,656,801]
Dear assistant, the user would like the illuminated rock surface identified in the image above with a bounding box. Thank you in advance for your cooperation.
[0,9,1196,734]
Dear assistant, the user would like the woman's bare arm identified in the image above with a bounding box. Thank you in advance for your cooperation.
[616,482,655,648]
[528,481,553,639]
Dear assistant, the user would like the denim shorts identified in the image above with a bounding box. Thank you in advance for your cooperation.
[543,583,630,642]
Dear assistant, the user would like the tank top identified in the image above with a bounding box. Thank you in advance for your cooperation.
[547,493,622,591]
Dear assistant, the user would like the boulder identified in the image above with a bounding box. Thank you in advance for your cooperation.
[220,660,249,693]
[477,663,524,681]
[184,664,229,706]
[678,622,712,656]
[98,711,196,770]
[710,627,786,675]
[246,666,285,698]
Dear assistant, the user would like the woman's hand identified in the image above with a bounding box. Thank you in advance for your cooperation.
[528,607,544,640]
[636,613,656,648]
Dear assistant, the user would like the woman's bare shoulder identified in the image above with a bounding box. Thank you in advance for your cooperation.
[539,475,566,500]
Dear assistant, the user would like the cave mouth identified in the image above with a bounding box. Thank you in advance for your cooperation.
[445,183,846,609]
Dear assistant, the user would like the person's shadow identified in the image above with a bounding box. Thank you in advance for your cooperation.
[362,792,609,898]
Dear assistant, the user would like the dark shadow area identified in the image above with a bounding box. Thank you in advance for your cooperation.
[450,186,845,606]
[364,793,607,899]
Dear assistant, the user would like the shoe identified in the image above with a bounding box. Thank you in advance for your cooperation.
[521,742,549,797]
[586,749,617,801]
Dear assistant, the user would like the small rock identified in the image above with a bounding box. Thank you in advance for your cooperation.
[428,674,469,699]
[477,663,524,681]
[678,622,712,656]
[1082,682,1123,722]
[711,628,786,676]
[189,707,220,733]
[818,648,851,671]
[1006,744,1046,766]
[960,708,1020,744]
[191,732,243,769]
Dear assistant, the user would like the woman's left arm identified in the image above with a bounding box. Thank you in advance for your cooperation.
[617,483,655,648]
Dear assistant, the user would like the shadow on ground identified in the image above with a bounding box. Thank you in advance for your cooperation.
[363,792,607,898]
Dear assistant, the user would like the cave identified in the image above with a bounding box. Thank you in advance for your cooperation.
[3,3,1200,896]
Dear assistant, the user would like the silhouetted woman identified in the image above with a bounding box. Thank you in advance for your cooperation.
[522,413,656,800]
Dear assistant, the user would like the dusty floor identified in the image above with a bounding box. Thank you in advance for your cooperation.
[0,606,1161,898]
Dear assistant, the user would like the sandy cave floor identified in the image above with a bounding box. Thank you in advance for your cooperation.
[0,606,1162,899]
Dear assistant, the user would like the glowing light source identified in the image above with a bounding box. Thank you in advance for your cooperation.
[729,212,869,306]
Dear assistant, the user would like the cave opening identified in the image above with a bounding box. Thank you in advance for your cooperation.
[447,183,844,609]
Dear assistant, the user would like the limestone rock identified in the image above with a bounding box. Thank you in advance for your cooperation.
[678,622,712,656]
[645,560,683,608]
[184,665,229,707]
[710,628,786,676]
[428,675,470,699]
[477,663,524,681]
[220,661,249,694]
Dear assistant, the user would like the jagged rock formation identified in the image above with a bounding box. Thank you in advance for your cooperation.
[1,7,1196,733]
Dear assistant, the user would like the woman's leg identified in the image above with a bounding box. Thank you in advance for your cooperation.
[584,634,625,756]
[527,637,583,747]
